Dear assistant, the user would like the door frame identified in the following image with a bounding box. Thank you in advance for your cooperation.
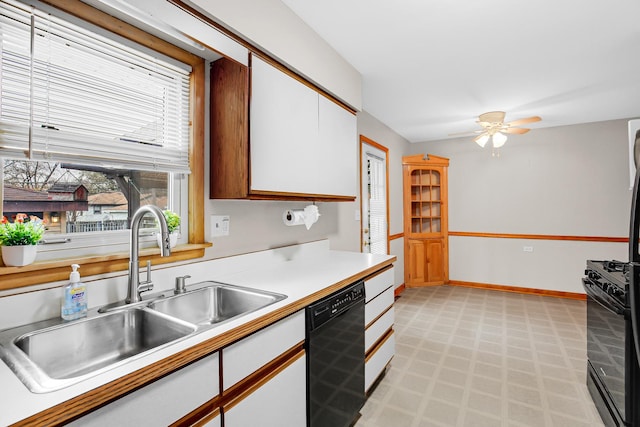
[359,135,390,254]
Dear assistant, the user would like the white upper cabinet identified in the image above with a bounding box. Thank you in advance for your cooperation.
[249,55,357,198]
[318,94,358,196]
[250,56,319,195]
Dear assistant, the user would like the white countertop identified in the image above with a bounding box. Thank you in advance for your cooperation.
[0,247,394,426]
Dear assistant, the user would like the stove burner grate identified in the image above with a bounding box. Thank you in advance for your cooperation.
[604,260,629,274]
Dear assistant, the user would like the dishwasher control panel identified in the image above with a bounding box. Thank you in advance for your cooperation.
[306,281,365,330]
[331,286,364,313]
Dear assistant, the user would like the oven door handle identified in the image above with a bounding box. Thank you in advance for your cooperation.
[582,278,626,315]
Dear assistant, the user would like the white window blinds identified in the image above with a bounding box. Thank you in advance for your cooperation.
[367,153,387,255]
[0,0,191,173]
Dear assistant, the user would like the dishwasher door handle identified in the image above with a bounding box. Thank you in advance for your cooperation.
[313,306,329,317]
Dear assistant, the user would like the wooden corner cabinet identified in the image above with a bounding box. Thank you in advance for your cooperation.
[402,154,449,287]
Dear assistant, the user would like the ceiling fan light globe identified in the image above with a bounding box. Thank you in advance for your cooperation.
[476,134,490,147]
[492,132,507,148]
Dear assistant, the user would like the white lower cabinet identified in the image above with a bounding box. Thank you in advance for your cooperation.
[364,267,395,393]
[202,413,221,427]
[63,269,394,426]
[221,310,306,426]
[222,311,304,389]
[365,304,394,352]
[223,354,306,427]
[365,331,395,391]
[69,353,219,426]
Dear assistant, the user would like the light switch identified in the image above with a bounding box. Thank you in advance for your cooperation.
[211,215,230,237]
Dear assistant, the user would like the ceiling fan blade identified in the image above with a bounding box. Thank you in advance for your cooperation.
[478,111,506,123]
[506,116,541,127]
[502,127,530,135]
[448,130,481,136]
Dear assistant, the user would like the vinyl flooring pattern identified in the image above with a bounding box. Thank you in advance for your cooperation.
[355,285,604,427]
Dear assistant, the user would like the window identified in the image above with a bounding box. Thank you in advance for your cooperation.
[2,159,182,234]
[0,0,205,288]
[0,0,193,259]
[0,0,191,172]
[360,136,389,255]
[366,153,388,254]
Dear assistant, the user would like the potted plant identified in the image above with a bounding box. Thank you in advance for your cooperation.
[157,209,180,249]
[0,214,45,266]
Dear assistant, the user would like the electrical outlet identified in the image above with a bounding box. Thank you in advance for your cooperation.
[211,215,230,237]
[523,246,534,252]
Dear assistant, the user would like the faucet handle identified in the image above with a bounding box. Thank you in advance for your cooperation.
[137,260,154,295]
[175,275,191,294]
[145,260,151,282]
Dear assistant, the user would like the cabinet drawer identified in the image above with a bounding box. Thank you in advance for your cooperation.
[224,353,306,427]
[365,306,394,353]
[365,331,395,393]
[365,286,394,326]
[223,310,304,390]
[365,268,394,303]
[202,413,221,427]
[69,353,219,426]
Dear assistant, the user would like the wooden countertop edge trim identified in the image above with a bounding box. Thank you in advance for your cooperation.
[449,231,627,243]
[10,257,396,427]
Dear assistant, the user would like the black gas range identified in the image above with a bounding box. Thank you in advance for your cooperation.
[586,260,629,300]
[584,260,639,426]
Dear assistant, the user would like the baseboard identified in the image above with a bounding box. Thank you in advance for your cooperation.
[448,280,586,301]
[394,284,405,297]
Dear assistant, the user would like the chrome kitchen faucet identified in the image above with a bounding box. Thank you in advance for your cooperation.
[125,205,171,304]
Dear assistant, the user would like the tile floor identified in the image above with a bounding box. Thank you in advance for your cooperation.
[356,285,604,427]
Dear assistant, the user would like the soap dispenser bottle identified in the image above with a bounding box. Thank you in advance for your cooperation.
[61,264,88,320]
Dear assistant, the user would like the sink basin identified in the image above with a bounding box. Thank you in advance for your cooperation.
[0,308,196,392]
[0,282,286,393]
[149,283,287,325]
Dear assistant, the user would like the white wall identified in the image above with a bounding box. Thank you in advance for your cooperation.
[160,0,368,261]
[357,111,411,289]
[190,0,362,110]
[413,119,631,293]
[66,1,404,285]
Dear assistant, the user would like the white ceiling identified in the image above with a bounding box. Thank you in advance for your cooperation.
[282,0,640,143]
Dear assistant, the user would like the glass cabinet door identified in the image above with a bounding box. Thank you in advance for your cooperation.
[410,169,441,234]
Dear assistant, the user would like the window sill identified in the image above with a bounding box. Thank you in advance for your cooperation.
[0,243,212,291]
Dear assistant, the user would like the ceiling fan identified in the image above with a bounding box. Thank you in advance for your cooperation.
[451,111,542,148]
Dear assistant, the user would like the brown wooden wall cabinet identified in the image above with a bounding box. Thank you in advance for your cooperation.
[210,57,250,199]
[403,154,449,286]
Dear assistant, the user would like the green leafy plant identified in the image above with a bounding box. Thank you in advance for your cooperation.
[163,210,181,234]
[0,214,45,246]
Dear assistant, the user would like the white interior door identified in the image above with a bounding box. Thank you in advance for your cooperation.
[361,140,388,254]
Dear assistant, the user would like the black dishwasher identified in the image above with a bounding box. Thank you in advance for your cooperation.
[306,280,365,427]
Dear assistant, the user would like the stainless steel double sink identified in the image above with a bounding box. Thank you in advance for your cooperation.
[0,282,286,393]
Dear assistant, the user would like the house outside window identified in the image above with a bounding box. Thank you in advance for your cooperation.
[0,0,192,259]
